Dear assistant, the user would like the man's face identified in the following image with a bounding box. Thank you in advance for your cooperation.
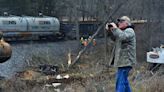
[118,20,128,30]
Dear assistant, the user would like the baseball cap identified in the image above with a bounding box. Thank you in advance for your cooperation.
[117,16,131,25]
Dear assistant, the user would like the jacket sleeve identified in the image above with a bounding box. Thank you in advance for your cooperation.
[111,28,135,41]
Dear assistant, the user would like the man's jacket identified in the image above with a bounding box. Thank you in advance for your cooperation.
[109,27,136,67]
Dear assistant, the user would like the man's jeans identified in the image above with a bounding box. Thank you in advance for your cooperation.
[116,66,132,92]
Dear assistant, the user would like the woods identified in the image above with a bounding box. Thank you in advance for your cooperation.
[0,0,151,20]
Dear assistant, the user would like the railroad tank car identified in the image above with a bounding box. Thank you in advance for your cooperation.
[0,16,61,41]
[0,16,27,31]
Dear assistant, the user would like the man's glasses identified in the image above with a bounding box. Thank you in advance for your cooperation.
[117,19,125,23]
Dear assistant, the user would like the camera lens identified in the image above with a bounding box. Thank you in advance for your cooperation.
[108,24,113,28]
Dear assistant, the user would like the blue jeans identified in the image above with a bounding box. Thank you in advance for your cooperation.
[116,66,132,92]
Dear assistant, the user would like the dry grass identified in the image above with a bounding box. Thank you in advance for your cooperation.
[0,43,164,92]
[132,74,164,92]
[130,63,164,92]
[29,52,66,66]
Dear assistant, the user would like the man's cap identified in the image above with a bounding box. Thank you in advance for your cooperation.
[117,16,131,25]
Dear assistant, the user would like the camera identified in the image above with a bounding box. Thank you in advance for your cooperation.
[108,22,118,28]
[108,24,113,28]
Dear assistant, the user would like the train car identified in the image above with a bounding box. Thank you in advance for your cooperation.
[79,21,103,38]
[60,22,76,40]
[24,16,61,40]
[0,16,62,41]
[61,21,104,39]
[0,16,27,31]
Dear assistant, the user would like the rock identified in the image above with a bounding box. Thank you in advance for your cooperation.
[63,74,69,79]
[56,75,63,79]
[52,83,61,87]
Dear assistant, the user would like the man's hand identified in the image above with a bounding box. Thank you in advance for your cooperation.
[109,23,117,29]
[105,23,110,30]
[105,23,117,31]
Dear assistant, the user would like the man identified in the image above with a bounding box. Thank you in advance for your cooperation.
[106,16,136,92]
